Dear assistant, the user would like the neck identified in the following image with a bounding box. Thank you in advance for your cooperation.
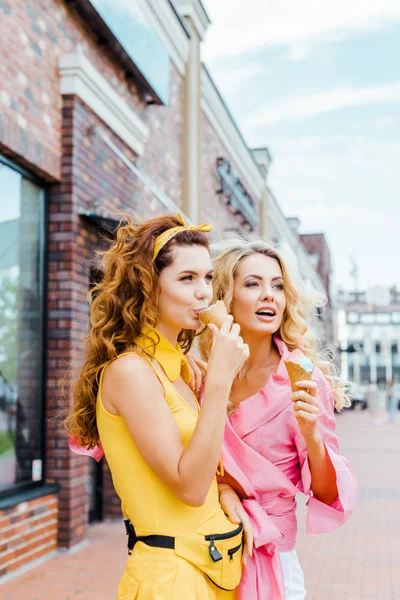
[155,320,180,347]
[240,331,279,372]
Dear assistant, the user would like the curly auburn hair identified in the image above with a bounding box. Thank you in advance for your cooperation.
[64,213,210,448]
[198,239,350,412]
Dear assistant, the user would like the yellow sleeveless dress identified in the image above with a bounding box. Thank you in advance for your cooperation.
[96,328,240,599]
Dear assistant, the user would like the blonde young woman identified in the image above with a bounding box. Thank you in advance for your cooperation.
[66,214,252,599]
[198,240,357,600]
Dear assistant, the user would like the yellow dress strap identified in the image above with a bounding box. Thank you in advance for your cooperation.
[107,351,171,395]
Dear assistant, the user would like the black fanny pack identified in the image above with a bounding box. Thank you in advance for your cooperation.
[124,519,243,591]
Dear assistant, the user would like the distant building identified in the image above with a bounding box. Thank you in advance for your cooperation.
[337,286,400,385]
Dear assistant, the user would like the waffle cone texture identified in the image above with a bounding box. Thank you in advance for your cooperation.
[198,300,228,329]
[284,360,314,392]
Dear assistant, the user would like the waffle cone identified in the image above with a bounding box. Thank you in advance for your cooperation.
[198,300,228,329]
[284,360,314,392]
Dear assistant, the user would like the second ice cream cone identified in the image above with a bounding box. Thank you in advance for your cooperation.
[284,359,314,392]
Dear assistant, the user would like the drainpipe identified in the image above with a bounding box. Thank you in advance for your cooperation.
[250,147,272,239]
[184,23,201,223]
[175,1,211,223]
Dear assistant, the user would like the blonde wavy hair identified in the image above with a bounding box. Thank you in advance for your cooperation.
[64,213,210,448]
[199,239,350,411]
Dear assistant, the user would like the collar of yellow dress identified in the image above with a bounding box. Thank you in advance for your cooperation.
[134,327,191,384]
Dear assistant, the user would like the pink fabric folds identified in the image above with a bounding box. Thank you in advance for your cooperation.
[219,337,357,599]
[68,435,104,462]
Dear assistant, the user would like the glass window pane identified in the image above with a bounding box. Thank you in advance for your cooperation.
[0,162,44,492]
[378,314,390,324]
[347,312,359,323]
[360,313,375,324]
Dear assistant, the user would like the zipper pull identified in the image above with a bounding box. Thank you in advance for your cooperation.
[209,538,223,562]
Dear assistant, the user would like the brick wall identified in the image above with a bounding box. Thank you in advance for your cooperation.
[45,89,185,547]
[300,233,332,299]
[201,113,260,238]
[0,494,58,578]
[0,0,185,198]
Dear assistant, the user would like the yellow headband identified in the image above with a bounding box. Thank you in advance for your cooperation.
[152,213,212,261]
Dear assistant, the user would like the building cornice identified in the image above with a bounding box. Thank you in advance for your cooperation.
[201,66,265,199]
[174,0,211,40]
[59,53,149,156]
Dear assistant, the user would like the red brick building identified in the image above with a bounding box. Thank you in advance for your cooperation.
[300,233,333,344]
[300,234,332,303]
[0,0,277,578]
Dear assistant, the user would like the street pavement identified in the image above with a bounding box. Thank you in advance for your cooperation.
[1,409,399,599]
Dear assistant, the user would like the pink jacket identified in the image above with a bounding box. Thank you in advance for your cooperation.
[219,337,357,599]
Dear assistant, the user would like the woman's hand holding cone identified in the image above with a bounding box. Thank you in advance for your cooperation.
[291,380,320,442]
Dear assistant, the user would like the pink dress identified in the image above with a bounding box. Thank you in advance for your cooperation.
[219,337,357,599]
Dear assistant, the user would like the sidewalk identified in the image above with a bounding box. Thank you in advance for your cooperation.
[1,410,399,599]
[297,409,400,600]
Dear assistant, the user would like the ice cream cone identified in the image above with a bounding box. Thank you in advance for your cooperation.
[198,300,228,329]
[284,357,314,392]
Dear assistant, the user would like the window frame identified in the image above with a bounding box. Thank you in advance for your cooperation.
[0,155,48,500]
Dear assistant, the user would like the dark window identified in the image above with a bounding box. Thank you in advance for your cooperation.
[0,158,46,496]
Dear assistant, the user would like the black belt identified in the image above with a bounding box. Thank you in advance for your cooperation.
[124,519,175,555]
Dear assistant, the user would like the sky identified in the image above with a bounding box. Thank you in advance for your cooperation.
[202,0,400,291]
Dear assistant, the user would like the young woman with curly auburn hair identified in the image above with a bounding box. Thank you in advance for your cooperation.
[198,239,357,600]
[65,214,252,600]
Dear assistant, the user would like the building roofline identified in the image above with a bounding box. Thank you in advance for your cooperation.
[201,63,263,175]
[167,0,192,37]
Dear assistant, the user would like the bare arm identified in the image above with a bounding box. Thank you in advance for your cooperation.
[292,380,338,505]
[306,435,338,504]
[217,483,253,565]
[103,318,249,507]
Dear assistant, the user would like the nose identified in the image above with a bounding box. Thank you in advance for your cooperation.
[260,286,275,302]
[195,280,211,301]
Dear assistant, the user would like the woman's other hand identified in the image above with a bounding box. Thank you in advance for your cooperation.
[186,351,207,394]
[218,484,253,566]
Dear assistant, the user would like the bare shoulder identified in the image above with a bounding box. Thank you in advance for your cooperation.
[106,352,152,378]
[103,353,162,397]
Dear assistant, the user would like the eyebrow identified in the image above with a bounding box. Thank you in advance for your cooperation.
[243,274,283,282]
[178,269,214,275]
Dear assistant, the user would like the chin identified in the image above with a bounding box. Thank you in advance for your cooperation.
[181,317,201,331]
[253,322,279,336]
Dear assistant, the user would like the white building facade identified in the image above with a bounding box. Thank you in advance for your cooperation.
[337,286,400,385]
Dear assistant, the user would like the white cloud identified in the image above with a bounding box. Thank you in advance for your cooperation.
[284,44,312,62]
[376,115,396,127]
[269,137,400,197]
[203,0,400,60]
[211,63,270,92]
[245,83,400,126]
[272,136,325,154]
[296,204,390,227]
[271,155,337,182]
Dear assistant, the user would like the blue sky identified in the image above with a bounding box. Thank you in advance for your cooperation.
[202,0,400,291]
